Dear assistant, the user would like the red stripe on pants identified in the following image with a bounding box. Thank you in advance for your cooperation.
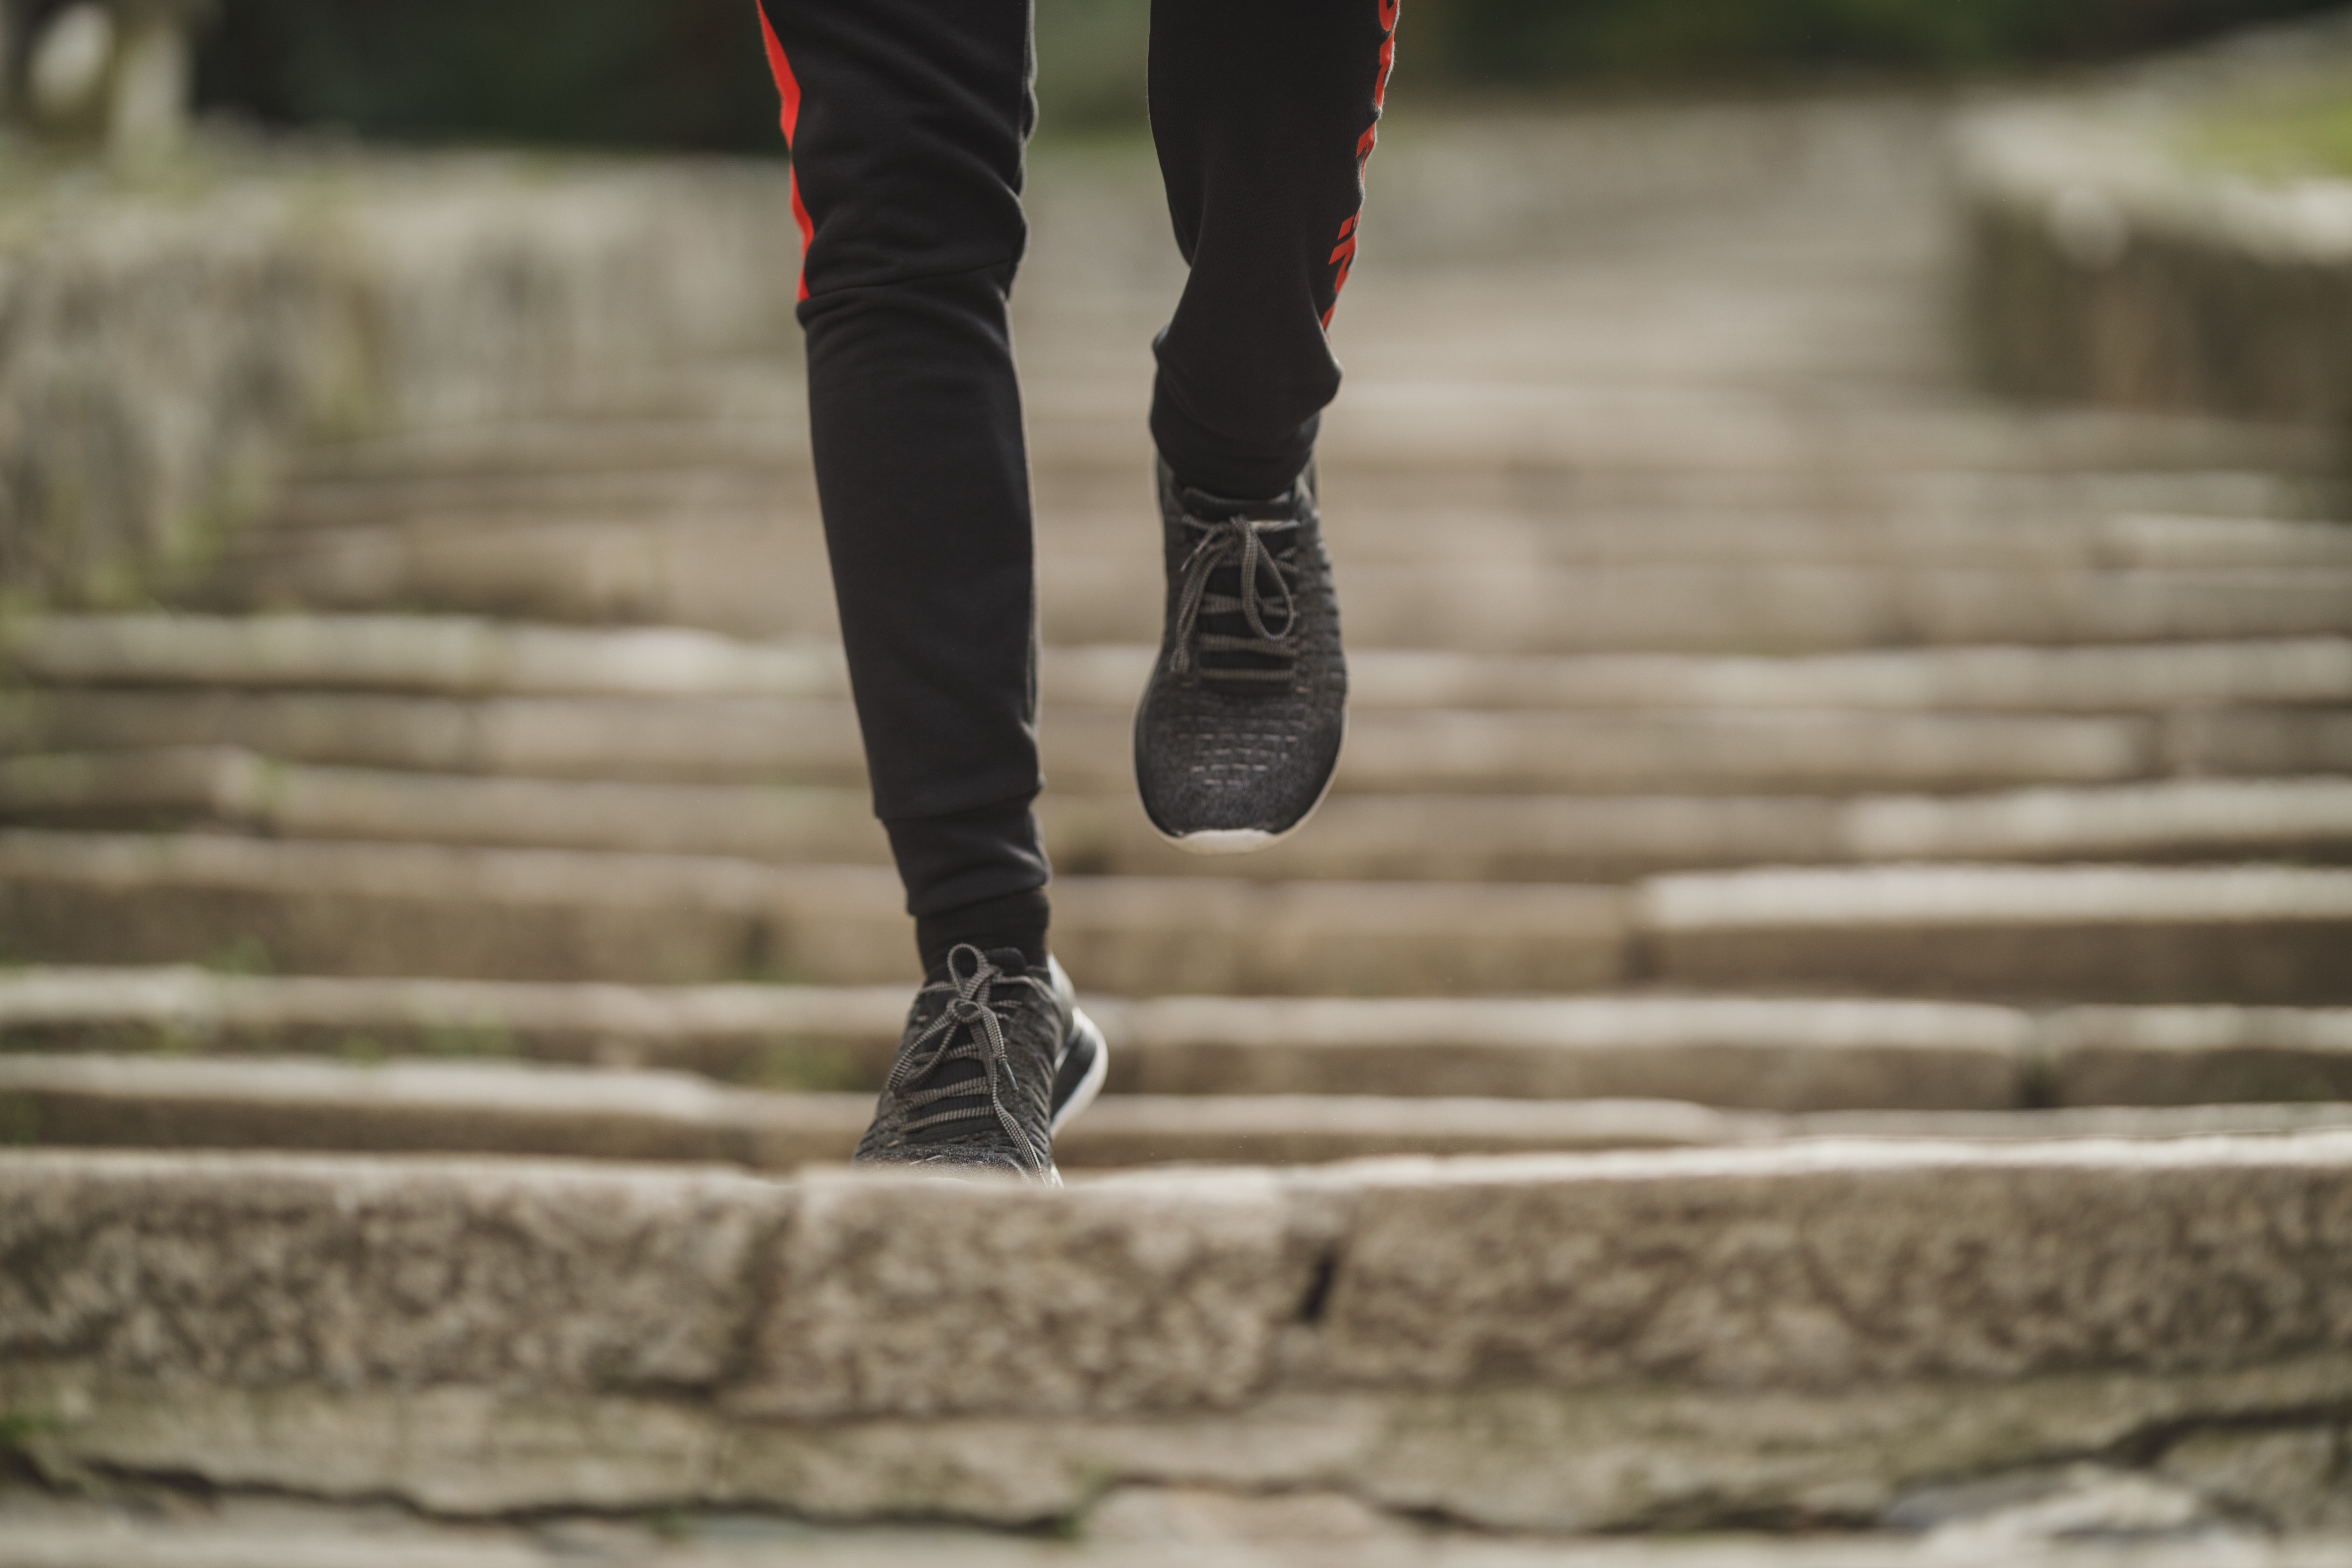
[757,5,816,303]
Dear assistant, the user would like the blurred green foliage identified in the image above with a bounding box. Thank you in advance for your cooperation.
[193,0,2352,149]
[2190,84,2352,176]
[1407,0,2352,88]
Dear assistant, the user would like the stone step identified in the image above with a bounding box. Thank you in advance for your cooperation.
[23,615,2352,714]
[12,750,2352,882]
[18,968,2352,1114]
[267,446,2328,543]
[175,552,2352,651]
[4,1054,2347,1174]
[2,830,2345,1002]
[186,512,2352,637]
[0,832,1629,995]
[7,688,2283,797]
[12,968,2348,1111]
[200,502,2352,613]
[7,1136,2352,1531]
[1645,864,2352,1004]
[285,378,2335,486]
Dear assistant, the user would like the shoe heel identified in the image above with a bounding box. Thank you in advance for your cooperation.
[1051,1007,1111,1134]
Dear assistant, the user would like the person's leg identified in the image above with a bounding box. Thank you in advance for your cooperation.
[1130,0,1398,850]
[758,0,1104,1184]
[1148,0,1400,500]
[756,0,1050,974]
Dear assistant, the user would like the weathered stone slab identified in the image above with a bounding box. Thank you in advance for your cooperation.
[173,550,2352,652]
[1050,877,1629,996]
[0,161,799,607]
[1,689,2181,798]
[10,1054,2346,1174]
[0,1054,1773,1167]
[0,833,1627,995]
[3,615,845,699]
[0,1152,783,1392]
[1644,865,2352,1002]
[1325,709,2156,795]
[0,966,909,1086]
[5,1138,2352,1526]
[1112,996,2030,1112]
[0,1054,869,1167]
[1837,778,2352,863]
[2167,709,2352,780]
[0,748,894,863]
[26,616,2352,716]
[1958,76,2352,426]
[0,830,858,985]
[15,1355,2352,1538]
[732,1168,1311,1421]
[2046,1007,2352,1108]
[1304,1134,2352,1393]
[0,690,873,786]
[17,751,2352,886]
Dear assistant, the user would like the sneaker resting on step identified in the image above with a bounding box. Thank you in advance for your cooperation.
[1134,458,1347,853]
[851,944,1108,1186]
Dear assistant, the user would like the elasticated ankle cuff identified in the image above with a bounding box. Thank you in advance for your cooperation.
[915,887,1050,976]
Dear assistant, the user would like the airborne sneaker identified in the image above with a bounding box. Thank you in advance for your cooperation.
[1134,458,1346,853]
[852,944,1108,1185]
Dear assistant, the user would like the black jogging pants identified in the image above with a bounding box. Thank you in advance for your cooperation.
[756,0,1399,923]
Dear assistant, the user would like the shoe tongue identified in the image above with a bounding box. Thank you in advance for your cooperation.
[1181,484,1299,526]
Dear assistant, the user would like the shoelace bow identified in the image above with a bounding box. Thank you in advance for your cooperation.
[886,944,1049,1171]
[1170,513,1300,681]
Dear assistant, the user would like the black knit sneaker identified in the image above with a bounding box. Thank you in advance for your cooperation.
[852,944,1108,1186]
[1134,458,1346,853]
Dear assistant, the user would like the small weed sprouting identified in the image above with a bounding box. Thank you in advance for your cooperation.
[203,936,274,978]
[422,1021,515,1060]
[0,1409,58,1449]
[749,1037,870,1094]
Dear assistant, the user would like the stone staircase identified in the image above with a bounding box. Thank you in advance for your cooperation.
[4,100,2352,1554]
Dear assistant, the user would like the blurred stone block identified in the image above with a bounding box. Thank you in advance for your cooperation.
[1643,863,2352,1003]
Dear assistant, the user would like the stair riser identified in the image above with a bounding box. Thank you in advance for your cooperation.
[22,618,2351,714]
[189,510,2352,632]
[1654,923,2352,1006]
[9,1062,2345,1174]
[17,975,2352,1113]
[167,555,2352,650]
[21,694,2297,795]
[7,854,2348,1002]
[15,772,2352,883]
[0,874,1632,996]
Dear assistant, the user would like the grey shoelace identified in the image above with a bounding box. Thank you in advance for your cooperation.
[886,944,1049,1170]
[1170,514,1299,681]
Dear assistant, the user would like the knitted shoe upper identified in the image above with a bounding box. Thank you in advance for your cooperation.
[853,945,1067,1185]
[1134,460,1347,842]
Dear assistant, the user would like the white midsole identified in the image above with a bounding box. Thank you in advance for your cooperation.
[1170,827,1280,855]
